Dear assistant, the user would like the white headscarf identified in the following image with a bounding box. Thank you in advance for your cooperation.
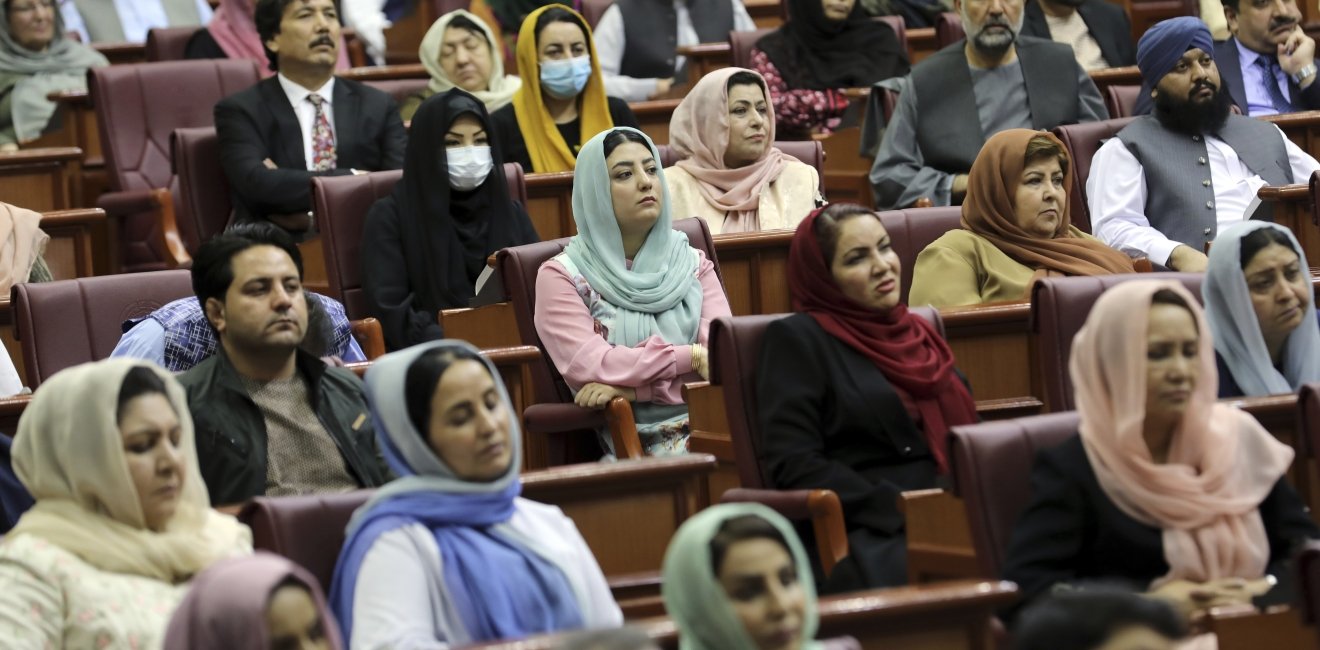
[419,9,521,113]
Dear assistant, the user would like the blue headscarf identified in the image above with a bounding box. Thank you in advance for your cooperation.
[1134,16,1215,115]
[562,127,703,347]
[328,340,583,642]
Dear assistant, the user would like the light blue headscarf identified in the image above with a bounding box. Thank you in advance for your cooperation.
[1203,221,1320,396]
[563,127,703,347]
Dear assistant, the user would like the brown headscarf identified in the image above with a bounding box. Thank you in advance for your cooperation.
[962,129,1135,284]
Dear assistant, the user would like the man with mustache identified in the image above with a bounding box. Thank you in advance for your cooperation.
[1089,17,1319,272]
[869,0,1107,209]
[214,0,406,235]
[180,223,389,505]
[1020,0,1136,70]
[1213,0,1318,115]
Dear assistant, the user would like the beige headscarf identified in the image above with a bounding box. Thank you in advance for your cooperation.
[7,359,250,583]
[0,202,49,294]
[420,9,522,113]
[1069,281,1294,587]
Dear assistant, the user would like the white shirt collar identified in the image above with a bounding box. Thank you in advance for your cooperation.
[276,73,336,107]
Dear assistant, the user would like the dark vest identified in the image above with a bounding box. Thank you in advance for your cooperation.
[911,36,1082,175]
[617,0,734,82]
[1115,115,1291,250]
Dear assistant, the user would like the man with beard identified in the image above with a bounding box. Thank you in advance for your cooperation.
[1215,0,1318,115]
[869,0,1106,209]
[1089,17,1319,272]
[1020,0,1136,70]
[214,0,406,234]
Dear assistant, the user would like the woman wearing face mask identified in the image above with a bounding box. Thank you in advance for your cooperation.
[0,360,252,647]
[329,340,622,647]
[164,552,342,650]
[362,89,539,352]
[1002,281,1319,624]
[400,10,521,121]
[534,127,733,457]
[489,5,638,173]
[667,68,822,234]
[1202,221,1320,398]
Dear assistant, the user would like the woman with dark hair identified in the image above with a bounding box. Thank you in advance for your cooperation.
[534,127,732,457]
[489,5,637,173]
[363,89,539,351]
[666,68,822,234]
[757,202,977,590]
[401,10,522,120]
[1203,221,1320,398]
[330,340,621,647]
[0,360,251,646]
[752,0,907,135]
[0,0,107,150]
[1002,281,1319,623]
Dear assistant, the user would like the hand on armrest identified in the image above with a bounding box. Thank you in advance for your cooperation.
[575,383,637,409]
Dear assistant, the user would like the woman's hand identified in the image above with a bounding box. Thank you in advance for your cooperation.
[575,383,637,409]
[0,143,18,153]
[1147,577,1271,618]
[690,344,710,381]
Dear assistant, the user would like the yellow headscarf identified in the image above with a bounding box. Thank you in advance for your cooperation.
[511,5,613,173]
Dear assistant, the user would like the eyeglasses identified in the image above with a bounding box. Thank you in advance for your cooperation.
[9,0,56,15]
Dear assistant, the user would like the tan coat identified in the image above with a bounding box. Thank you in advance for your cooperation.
[665,160,821,234]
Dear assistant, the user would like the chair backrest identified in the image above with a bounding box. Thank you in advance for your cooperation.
[312,164,527,319]
[1296,538,1320,630]
[239,490,373,592]
[730,27,774,70]
[11,270,194,388]
[949,411,1081,578]
[1105,84,1140,119]
[171,126,231,255]
[1051,117,1136,234]
[935,12,965,48]
[656,141,824,174]
[876,206,964,305]
[1031,273,1204,412]
[711,307,945,488]
[144,26,199,61]
[581,0,613,28]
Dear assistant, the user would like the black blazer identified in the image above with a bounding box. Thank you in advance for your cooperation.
[1002,435,1319,609]
[1214,37,1320,116]
[215,76,408,224]
[1021,0,1136,67]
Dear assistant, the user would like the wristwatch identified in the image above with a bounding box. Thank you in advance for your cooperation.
[1292,62,1317,84]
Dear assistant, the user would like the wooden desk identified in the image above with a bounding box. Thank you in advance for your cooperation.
[91,42,147,65]
[1262,110,1320,158]
[0,147,82,211]
[1088,65,1142,102]
[1257,184,1319,267]
[631,98,682,146]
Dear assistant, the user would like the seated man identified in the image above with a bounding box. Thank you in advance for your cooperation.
[1214,0,1318,115]
[60,0,213,43]
[1021,0,1135,70]
[869,0,1107,209]
[594,0,757,102]
[215,0,406,233]
[180,221,389,506]
[1089,17,1320,272]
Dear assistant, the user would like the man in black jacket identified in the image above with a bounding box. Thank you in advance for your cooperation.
[1021,0,1136,69]
[180,223,388,505]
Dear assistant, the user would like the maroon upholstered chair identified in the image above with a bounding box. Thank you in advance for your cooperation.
[656,140,824,173]
[10,270,194,388]
[949,411,1081,578]
[239,490,373,589]
[875,206,964,305]
[144,26,199,61]
[935,12,965,48]
[1051,116,1136,234]
[91,60,260,272]
[1105,84,1141,118]
[171,126,231,256]
[581,0,614,28]
[496,218,719,464]
[1030,273,1204,413]
[1296,539,1320,642]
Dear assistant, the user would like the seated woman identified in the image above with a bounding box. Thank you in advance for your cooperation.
[363,89,539,351]
[402,10,522,121]
[1002,281,1320,621]
[0,0,107,151]
[330,340,622,646]
[534,127,732,457]
[757,202,978,590]
[1203,221,1320,398]
[666,68,822,234]
[490,5,638,173]
[0,359,251,647]
[184,0,350,73]
[164,552,343,650]
[909,129,1135,308]
[752,0,907,135]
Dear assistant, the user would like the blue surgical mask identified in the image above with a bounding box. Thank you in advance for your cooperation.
[539,55,592,100]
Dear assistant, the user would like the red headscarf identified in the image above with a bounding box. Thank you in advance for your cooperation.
[787,207,977,471]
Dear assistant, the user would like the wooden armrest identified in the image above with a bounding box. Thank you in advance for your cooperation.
[148,188,192,268]
[722,487,849,577]
[605,396,643,460]
[349,317,386,360]
[841,87,871,100]
[46,89,91,106]
[1257,184,1309,201]
[336,63,428,82]
[39,207,104,227]
[675,42,732,57]
[0,147,82,164]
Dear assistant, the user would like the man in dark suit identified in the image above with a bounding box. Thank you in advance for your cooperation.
[215,0,406,233]
[1021,0,1136,69]
[1214,0,1318,115]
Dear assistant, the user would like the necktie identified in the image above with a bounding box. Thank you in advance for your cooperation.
[1255,57,1293,114]
[308,93,336,171]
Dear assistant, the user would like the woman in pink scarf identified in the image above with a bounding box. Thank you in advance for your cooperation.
[1001,280,1317,624]
[185,0,351,76]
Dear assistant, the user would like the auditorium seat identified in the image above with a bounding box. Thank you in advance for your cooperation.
[240,490,370,591]
[656,140,824,173]
[876,206,964,304]
[1104,84,1140,118]
[91,60,261,272]
[1031,273,1203,412]
[171,126,230,256]
[581,0,613,28]
[934,12,965,49]
[949,411,1080,577]
[1051,116,1136,233]
[144,26,198,62]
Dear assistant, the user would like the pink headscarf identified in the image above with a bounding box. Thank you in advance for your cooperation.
[669,67,789,233]
[208,0,351,78]
[1069,280,1294,586]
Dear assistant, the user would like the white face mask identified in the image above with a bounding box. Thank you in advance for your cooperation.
[447,145,493,191]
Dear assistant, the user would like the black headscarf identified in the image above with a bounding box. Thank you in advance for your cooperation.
[756,0,909,90]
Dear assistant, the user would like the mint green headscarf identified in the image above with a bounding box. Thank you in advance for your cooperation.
[661,503,822,650]
[562,127,703,348]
